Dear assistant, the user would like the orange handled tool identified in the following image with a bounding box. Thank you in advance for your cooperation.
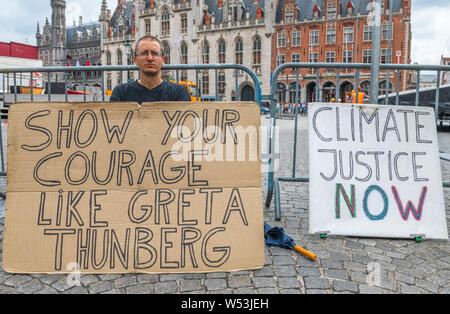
[293,245,317,261]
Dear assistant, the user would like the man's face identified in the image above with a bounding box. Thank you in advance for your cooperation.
[134,39,165,76]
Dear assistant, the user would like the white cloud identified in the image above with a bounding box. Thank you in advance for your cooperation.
[67,2,83,27]
[411,5,450,64]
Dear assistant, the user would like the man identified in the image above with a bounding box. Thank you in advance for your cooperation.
[350,87,367,104]
[110,35,191,103]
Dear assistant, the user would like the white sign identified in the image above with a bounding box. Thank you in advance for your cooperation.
[308,103,448,240]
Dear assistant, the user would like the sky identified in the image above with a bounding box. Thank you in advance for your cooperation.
[0,0,449,65]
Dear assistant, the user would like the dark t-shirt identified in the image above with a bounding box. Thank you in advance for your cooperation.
[110,80,191,104]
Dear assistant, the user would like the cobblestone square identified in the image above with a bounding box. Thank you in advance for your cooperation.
[0,117,449,294]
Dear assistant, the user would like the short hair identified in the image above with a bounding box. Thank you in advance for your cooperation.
[134,35,163,56]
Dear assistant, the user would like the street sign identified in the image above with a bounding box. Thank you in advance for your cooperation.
[396,51,402,64]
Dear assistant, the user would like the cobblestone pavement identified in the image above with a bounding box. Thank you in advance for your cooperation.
[0,117,449,294]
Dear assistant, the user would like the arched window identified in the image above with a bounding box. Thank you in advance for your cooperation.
[289,82,301,103]
[235,37,243,65]
[379,80,393,95]
[106,72,112,91]
[106,51,111,65]
[231,6,238,22]
[218,70,225,95]
[161,7,170,37]
[252,36,261,73]
[277,82,287,104]
[180,41,188,64]
[218,39,226,64]
[162,41,170,64]
[181,13,188,34]
[145,19,151,35]
[117,49,122,65]
[202,40,210,64]
[202,70,209,95]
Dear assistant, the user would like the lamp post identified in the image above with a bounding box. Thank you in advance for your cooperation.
[369,0,382,104]
[385,0,393,105]
[124,40,132,82]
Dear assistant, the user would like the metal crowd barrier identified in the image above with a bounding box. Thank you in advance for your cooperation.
[0,64,262,200]
[0,64,261,104]
[266,62,450,220]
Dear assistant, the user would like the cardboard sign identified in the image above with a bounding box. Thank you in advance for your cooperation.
[309,103,448,240]
[3,102,264,274]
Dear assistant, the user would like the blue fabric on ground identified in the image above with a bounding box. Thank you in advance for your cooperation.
[264,222,295,250]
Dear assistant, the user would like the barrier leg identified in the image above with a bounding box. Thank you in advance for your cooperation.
[274,178,281,221]
[0,114,5,172]
[265,117,276,208]
[265,170,274,207]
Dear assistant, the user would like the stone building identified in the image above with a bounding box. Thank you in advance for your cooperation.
[36,0,67,81]
[100,0,274,101]
[194,0,273,101]
[99,0,138,92]
[273,0,412,103]
[36,0,102,88]
[138,0,198,87]
[66,18,102,88]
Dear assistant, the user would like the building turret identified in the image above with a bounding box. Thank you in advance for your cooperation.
[99,0,110,21]
[50,0,66,66]
[264,0,273,36]
[36,22,42,47]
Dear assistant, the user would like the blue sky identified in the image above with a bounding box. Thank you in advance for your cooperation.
[0,0,449,65]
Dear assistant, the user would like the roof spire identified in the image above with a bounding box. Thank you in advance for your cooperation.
[99,0,110,21]
[101,0,108,13]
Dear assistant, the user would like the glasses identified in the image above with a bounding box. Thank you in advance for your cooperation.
[135,50,163,58]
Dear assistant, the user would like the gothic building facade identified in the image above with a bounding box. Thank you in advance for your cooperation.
[194,0,273,101]
[35,0,414,102]
[100,0,274,101]
[36,0,66,69]
[99,0,138,92]
[36,0,102,88]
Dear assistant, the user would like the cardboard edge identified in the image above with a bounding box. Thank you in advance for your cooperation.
[8,102,140,114]
[140,101,260,110]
